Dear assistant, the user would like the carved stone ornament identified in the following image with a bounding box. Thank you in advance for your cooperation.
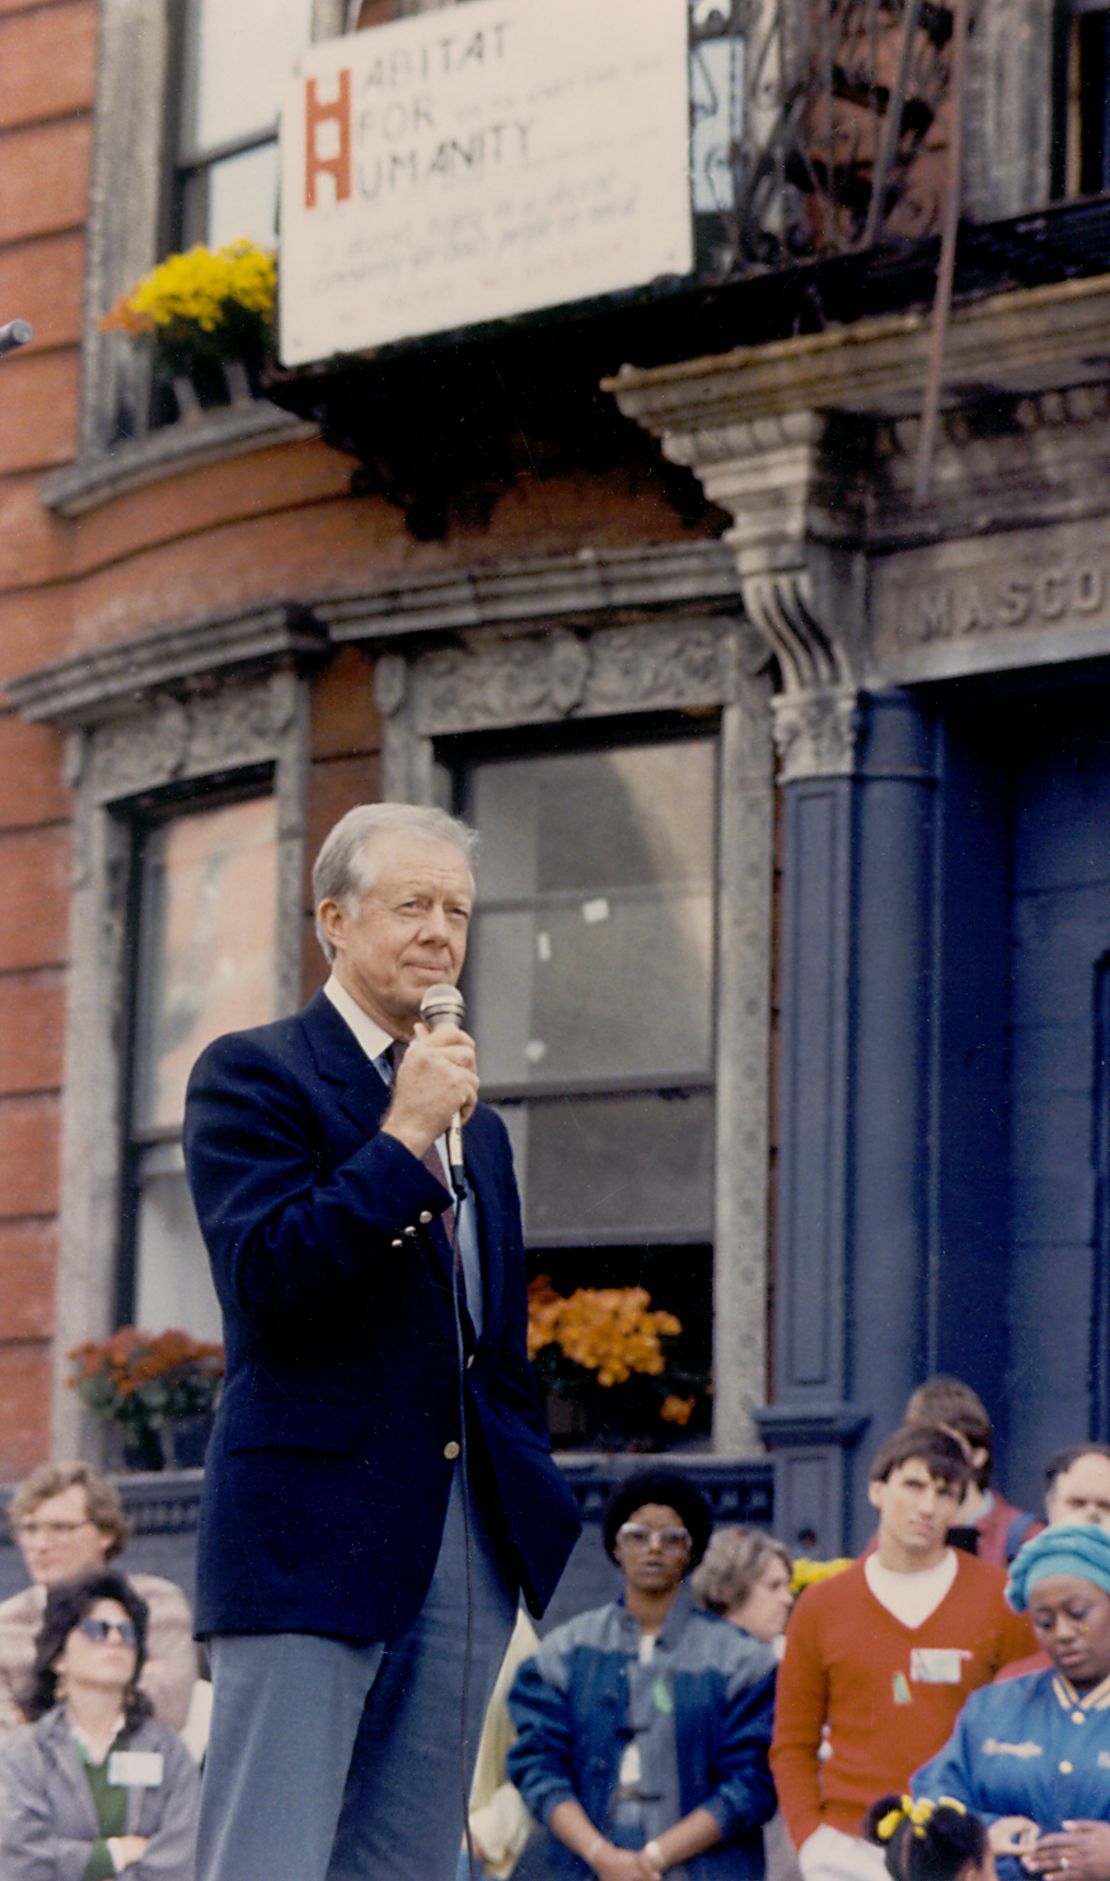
[409,616,740,737]
[373,654,408,719]
[86,672,298,804]
[547,629,590,715]
[771,685,860,783]
[89,697,191,798]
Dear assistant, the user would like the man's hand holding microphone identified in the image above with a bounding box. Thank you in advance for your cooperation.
[381,984,477,1183]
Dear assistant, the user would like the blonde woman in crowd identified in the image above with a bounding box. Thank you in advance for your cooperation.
[691,1531,794,1656]
[693,1529,799,1881]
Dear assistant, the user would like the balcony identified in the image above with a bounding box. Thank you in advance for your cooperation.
[261,0,970,535]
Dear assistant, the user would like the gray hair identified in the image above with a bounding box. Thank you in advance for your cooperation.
[689,1526,792,1616]
[312,802,478,963]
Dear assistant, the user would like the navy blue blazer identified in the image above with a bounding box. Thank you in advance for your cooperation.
[183,990,580,1643]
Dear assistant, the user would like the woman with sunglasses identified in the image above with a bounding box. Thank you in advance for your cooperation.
[508,1467,778,1880]
[0,1567,198,1878]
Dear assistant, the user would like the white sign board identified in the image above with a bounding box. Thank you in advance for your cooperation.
[279,0,694,365]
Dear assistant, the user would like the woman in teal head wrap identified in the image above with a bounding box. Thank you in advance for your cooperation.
[912,1524,1110,1881]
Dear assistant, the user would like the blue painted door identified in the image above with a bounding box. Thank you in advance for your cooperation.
[1007,699,1110,1482]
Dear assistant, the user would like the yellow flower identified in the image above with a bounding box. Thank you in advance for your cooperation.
[100,241,276,342]
[790,1556,854,1594]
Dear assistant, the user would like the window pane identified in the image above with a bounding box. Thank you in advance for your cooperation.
[134,1153,223,1343]
[469,740,716,1084]
[473,742,715,897]
[190,0,314,150]
[471,892,712,1083]
[500,1092,714,1242]
[205,144,282,248]
[134,796,278,1132]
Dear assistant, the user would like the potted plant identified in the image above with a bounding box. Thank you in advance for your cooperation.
[100,238,277,419]
[67,1327,225,1472]
[527,1277,704,1450]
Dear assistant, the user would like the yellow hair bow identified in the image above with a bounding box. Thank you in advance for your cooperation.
[877,1796,966,1843]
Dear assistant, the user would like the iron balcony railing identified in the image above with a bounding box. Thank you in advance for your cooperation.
[690,0,968,277]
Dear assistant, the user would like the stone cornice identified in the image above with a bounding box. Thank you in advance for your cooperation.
[605,274,1110,432]
[6,604,328,729]
[317,539,744,641]
[41,405,317,519]
[604,276,1110,780]
[6,544,748,735]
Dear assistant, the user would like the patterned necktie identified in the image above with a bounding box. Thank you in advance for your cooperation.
[388,1039,456,1244]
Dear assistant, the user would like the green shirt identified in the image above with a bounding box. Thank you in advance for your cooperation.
[76,1728,129,1881]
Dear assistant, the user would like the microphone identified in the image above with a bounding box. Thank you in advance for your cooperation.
[418,982,468,1192]
[0,321,32,359]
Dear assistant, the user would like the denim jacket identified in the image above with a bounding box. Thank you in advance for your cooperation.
[508,1588,777,1879]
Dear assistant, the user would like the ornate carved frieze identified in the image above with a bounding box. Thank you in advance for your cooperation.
[398,615,747,739]
[868,384,1110,551]
[82,670,302,805]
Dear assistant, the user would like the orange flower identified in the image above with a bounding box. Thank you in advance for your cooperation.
[660,1395,696,1427]
[66,1327,224,1430]
[527,1282,684,1386]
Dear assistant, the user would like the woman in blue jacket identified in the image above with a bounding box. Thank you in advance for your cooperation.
[914,1524,1110,1881]
[507,1468,778,1881]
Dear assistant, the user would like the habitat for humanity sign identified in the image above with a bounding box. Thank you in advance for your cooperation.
[279,0,693,364]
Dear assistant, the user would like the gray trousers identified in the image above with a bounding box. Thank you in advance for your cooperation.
[196,1472,517,1881]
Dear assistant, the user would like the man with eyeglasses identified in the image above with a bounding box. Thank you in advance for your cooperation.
[508,1467,777,1880]
[0,1460,196,1730]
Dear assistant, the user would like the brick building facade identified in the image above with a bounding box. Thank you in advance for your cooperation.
[3,0,1110,1552]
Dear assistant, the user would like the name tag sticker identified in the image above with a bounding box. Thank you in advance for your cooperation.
[910,1649,965,1685]
[108,1751,164,1788]
[652,1675,674,1716]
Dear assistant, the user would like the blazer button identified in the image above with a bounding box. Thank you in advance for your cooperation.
[391,1238,404,1250]
[443,1440,461,1460]
[466,1354,475,1370]
[404,1225,417,1238]
[419,1210,434,1224]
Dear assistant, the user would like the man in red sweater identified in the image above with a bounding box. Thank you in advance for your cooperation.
[771,1425,1036,1881]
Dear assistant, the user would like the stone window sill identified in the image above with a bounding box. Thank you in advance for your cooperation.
[40,400,318,519]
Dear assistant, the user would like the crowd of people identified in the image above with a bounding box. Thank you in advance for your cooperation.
[0,1380,1107,1878]
[491,1379,1110,1881]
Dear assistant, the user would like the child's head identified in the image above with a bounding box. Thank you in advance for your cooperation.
[864,1795,994,1881]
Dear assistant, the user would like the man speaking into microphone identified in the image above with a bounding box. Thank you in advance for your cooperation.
[183,801,580,1881]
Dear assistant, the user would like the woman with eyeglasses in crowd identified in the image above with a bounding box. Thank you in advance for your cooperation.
[507,1467,778,1881]
[0,1567,198,1879]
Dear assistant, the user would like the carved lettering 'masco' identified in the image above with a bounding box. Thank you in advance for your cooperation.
[908,563,1110,644]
